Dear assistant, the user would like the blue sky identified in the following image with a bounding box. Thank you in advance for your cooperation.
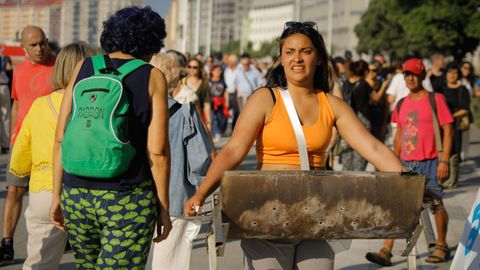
[144,0,172,17]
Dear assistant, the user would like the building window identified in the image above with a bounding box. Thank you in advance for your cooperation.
[88,0,99,45]
[72,1,80,41]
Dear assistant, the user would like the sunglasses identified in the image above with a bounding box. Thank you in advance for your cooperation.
[188,65,199,69]
[369,69,378,72]
[284,21,318,31]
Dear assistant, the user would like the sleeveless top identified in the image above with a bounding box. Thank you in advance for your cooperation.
[256,89,335,167]
[63,57,153,190]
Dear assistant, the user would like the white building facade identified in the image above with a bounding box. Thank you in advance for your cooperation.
[61,0,144,47]
[0,0,144,47]
[166,0,250,56]
[167,0,369,57]
[298,0,369,56]
[248,0,294,51]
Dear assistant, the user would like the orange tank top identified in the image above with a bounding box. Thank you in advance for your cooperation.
[256,89,335,167]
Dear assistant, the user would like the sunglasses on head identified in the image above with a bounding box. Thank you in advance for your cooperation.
[284,21,318,31]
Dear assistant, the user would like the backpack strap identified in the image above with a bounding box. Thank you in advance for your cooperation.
[428,92,443,154]
[396,97,406,115]
[169,102,182,119]
[91,54,107,76]
[117,59,148,80]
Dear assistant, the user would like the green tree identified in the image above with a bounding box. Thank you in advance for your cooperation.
[248,40,278,58]
[220,40,241,55]
[354,0,407,59]
[355,0,480,60]
[220,40,255,56]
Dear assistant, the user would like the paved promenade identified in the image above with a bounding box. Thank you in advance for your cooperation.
[1,127,479,269]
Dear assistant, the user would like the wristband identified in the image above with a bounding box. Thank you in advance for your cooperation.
[438,159,449,164]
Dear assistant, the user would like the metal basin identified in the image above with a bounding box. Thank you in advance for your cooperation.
[221,170,425,240]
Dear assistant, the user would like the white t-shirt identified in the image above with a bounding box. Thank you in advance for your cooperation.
[461,78,473,97]
[386,73,433,112]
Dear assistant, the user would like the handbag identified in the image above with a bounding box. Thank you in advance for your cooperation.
[456,89,471,131]
[279,88,352,253]
[457,115,470,131]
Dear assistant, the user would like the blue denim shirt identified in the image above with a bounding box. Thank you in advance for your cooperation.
[168,97,213,216]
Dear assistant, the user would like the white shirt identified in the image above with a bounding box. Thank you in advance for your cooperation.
[223,67,238,94]
[234,65,261,96]
[461,78,473,97]
[386,73,433,112]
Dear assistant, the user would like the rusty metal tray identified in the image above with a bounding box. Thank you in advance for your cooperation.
[221,170,425,240]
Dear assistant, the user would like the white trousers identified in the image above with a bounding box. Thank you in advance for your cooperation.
[146,217,202,270]
[23,191,67,270]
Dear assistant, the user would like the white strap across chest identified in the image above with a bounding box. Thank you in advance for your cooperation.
[279,88,310,171]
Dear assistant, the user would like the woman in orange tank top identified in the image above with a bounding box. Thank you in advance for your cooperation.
[185,22,405,269]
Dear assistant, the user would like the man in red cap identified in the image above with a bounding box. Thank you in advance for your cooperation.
[365,58,454,265]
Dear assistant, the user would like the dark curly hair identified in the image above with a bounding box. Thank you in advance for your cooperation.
[100,6,166,58]
[267,23,330,92]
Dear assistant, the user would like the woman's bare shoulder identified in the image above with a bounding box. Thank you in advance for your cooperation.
[249,87,277,104]
[148,67,167,96]
[325,92,351,118]
[325,92,345,106]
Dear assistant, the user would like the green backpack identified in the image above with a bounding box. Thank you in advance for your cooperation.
[62,54,148,178]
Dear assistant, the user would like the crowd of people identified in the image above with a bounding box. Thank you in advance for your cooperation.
[0,4,479,270]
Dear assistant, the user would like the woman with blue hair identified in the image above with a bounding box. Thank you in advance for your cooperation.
[50,6,171,269]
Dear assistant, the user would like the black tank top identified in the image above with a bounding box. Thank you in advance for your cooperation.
[63,57,153,190]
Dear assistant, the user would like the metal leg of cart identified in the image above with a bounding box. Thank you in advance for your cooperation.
[399,207,436,269]
[420,206,437,252]
[207,232,217,270]
[407,247,417,270]
[401,223,424,270]
[207,193,229,270]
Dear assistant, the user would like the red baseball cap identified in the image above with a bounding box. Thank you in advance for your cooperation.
[403,58,425,75]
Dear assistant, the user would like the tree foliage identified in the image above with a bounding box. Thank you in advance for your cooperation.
[220,39,277,58]
[355,0,480,60]
[220,40,241,55]
[249,40,278,58]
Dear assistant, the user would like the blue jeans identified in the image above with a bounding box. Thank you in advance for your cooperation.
[211,107,226,137]
[401,158,442,198]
